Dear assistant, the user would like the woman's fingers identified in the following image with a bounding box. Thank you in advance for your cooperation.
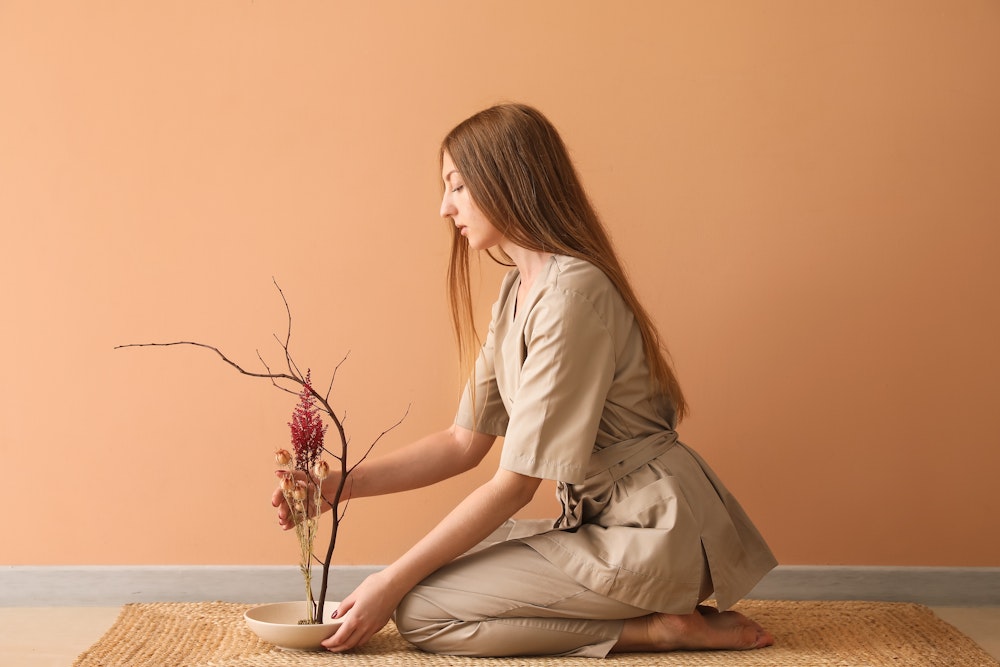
[270,477,286,508]
[271,470,302,530]
[324,614,371,652]
[323,613,354,650]
[331,597,355,620]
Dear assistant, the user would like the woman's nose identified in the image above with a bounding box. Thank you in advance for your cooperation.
[440,193,456,219]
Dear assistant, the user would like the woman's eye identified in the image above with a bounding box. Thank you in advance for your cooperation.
[452,185,465,193]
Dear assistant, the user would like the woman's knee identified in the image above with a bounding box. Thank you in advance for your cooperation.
[394,588,445,647]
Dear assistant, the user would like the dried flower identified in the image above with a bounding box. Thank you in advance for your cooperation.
[312,460,330,481]
[275,449,292,466]
[280,473,296,494]
[292,484,308,502]
[288,370,327,472]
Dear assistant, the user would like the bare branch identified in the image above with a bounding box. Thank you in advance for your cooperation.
[257,350,299,397]
[325,352,350,402]
[271,278,303,380]
[274,277,293,348]
[115,341,298,385]
[348,403,411,477]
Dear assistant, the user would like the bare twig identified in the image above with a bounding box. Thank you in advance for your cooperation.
[348,404,410,477]
[272,278,299,378]
[114,341,297,385]
[325,352,350,402]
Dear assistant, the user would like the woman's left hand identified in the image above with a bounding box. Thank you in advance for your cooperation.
[321,572,406,652]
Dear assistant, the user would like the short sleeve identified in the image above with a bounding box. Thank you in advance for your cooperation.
[454,316,509,436]
[500,289,615,484]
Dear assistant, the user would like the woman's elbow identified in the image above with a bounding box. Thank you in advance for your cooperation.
[448,425,496,471]
[493,469,542,509]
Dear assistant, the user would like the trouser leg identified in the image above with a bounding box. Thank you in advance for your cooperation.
[395,540,651,658]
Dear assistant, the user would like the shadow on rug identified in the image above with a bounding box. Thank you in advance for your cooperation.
[74,599,998,666]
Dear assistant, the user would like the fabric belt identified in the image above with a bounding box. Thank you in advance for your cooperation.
[585,431,679,482]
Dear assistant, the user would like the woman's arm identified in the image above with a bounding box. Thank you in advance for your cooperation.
[380,467,541,590]
[272,424,496,530]
[322,467,542,652]
[344,424,497,500]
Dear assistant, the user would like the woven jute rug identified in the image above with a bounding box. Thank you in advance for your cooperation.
[73,599,998,666]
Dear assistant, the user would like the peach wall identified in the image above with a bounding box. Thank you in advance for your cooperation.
[2,1,997,567]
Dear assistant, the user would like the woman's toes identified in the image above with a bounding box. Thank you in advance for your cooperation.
[704,611,771,650]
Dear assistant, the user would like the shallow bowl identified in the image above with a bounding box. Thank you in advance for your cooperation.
[244,601,343,651]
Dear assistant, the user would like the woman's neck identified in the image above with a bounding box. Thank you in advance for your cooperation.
[502,241,552,288]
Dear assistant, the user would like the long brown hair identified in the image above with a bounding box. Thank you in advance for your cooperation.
[442,103,688,421]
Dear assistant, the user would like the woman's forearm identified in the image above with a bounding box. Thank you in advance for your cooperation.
[332,424,496,502]
[379,468,542,593]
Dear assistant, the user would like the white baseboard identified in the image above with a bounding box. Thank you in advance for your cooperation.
[2,564,997,607]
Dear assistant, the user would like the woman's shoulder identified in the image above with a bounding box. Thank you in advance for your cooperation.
[527,255,629,330]
[549,255,616,297]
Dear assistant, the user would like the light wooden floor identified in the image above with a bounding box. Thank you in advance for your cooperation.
[0,606,997,666]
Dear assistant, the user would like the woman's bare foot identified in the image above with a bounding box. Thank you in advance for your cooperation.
[611,608,773,653]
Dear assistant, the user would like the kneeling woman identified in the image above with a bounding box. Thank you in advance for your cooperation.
[273,103,778,658]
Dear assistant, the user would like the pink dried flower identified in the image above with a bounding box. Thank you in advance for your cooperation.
[289,370,327,472]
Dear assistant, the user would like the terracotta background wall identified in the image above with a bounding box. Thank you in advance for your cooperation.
[2,1,997,568]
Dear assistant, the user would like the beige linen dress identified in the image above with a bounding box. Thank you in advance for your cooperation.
[396,255,776,657]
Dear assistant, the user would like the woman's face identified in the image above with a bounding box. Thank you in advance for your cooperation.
[440,151,504,251]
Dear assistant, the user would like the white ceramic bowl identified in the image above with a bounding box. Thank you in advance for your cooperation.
[244,601,343,650]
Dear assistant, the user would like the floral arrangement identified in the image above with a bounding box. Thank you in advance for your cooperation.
[117,282,405,624]
[275,372,330,623]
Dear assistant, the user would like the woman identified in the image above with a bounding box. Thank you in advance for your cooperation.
[272,103,777,657]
